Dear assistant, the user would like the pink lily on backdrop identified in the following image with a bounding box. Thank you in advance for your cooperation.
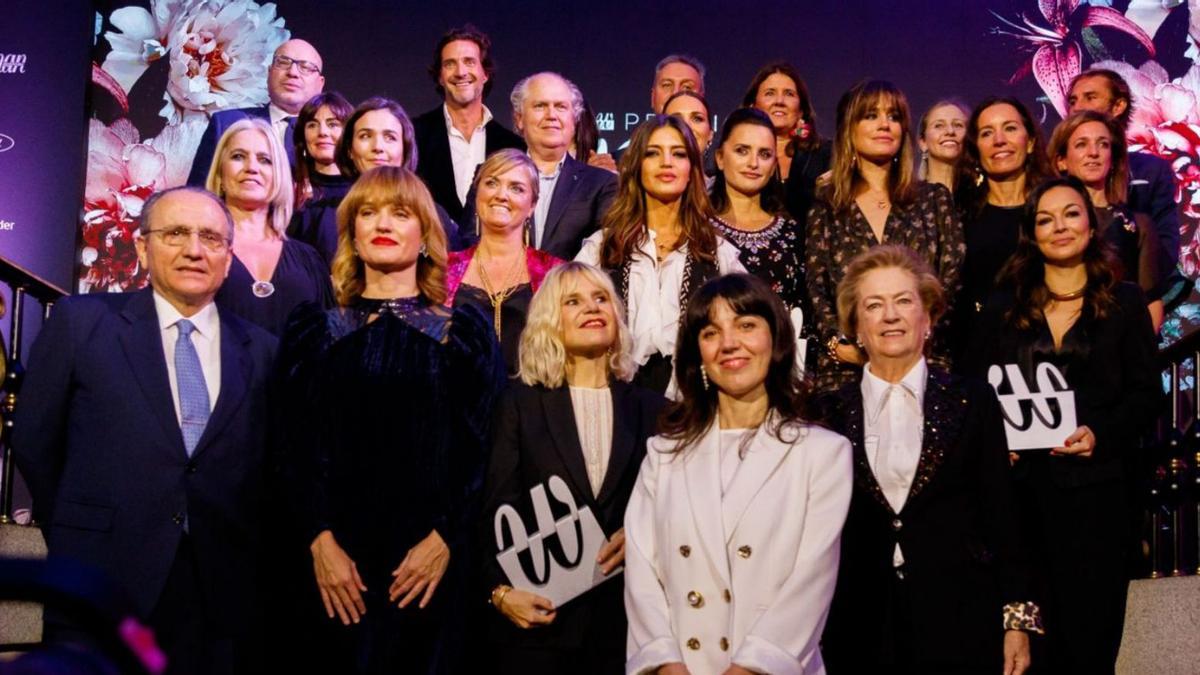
[993,0,1157,115]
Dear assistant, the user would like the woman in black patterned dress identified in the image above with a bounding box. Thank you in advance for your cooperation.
[710,108,813,360]
[805,80,964,391]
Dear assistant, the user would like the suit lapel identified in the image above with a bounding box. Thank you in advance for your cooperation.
[190,310,251,459]
[430,123,459,207]
[596,382,636,505]
[904,370,957,506]
[722,419,794,543]
[118,289,187,459]
[542,156,581,248]
[838,384,895,514]
[541,386,597,507]
[684,423,731,588]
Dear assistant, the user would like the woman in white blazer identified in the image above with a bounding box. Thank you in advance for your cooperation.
[624,273,853,675]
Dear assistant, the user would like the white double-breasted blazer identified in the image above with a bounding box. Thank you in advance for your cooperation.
[624,417,853,675]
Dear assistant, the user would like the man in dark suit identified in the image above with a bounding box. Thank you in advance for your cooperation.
[414,25,524,223]
[1068,69,1181,289]
[462,72,616,260]
[13,186,277,674]
[186,39,326,186]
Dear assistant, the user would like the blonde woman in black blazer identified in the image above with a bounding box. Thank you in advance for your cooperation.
[481,261,664,674]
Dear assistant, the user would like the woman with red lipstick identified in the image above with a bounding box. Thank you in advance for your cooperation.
[624,273,852,675]
[288,91,354,267]
[821,245,1040,675]
[743,61,831,223]
[207,117,333,337]
[278,165,505,673]
[966,178,1160,673]
[805,80,964,391]
[576,115,744,394]
[1049,110,1169,331]
[916,98,969,191]
[481,261,665,675]
[336,96,464,250]
[446,149,564,372]
[949,96,1052,364]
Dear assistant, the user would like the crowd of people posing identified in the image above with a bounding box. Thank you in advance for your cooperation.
[16,24,1175,675]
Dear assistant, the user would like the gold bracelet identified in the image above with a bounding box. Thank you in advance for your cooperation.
[490,584,512,608]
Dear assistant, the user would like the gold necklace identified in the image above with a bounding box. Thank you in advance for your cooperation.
[476,243,526,339]
[1048,285,1086,302]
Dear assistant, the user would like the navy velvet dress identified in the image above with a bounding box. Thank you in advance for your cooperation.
[278,297,505,674]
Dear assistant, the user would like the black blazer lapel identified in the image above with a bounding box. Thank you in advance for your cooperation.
[541,156,582,249]
[595,381,636,506]
[190,311,252,459]
[118,289,187,459]
[541,386,597,508]
[836,384,894,513]
[905,369,960,505]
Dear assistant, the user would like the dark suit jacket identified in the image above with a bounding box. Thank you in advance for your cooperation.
[413,106,526,223]
[460,154,617,260]
[821,369,1033,670]
[1128,151,1181,274]
[12,288,277,630]
[187,106,297,186]
[480,380,664,653]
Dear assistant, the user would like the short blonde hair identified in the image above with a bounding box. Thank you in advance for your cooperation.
[472,148,540,207]
[835,245,945,338]
[205,117,294,237]
[518,261,635,387]
[331,166,448,306]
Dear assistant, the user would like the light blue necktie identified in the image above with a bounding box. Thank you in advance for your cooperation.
[174,319,210,456]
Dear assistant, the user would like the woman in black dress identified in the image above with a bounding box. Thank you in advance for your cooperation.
[1049,110,1170,331]
[482,261,664,674]
[279,165,505,673]
[805,80,964,391]
[743,61,832,223]
[205,117,332,336]
[967,177,1161,674]
[288,91,354,267]
[447,149,564,373]
[821,245,1039,674]
[950,96,1052,362]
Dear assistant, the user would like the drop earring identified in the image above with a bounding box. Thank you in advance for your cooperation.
[419,243,428,258]
[700,365,710,391]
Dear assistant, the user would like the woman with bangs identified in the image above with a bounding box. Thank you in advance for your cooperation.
[278,165,505,673]
[447,149,565,373]
[805,80,964,391]
[950,96,1053,363]
[1049,110,1170,331]
[576,115,745,394]
[207,117,332,336]
[481,261,665,674]
[288,91,355,267]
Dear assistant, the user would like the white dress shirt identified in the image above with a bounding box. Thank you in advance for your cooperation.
[575,229,745,367]
[445,104,493,207]
[154,292,221,423]
[532,154,567,247]
[268,103,295,150]
[860,356,926,567]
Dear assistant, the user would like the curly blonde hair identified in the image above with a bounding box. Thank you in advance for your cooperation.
[331,166,447,306]
[518,261,635,387]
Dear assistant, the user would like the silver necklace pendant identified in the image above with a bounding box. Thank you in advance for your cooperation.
[251,280,275,298]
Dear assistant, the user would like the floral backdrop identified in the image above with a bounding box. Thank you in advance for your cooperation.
[80,0,1200,341]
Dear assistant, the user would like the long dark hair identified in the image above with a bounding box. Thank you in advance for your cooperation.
[824,79,918,216]
[741,61,821,153]
[292,91,353,210]
[955,96,1052,217]
[998,176,1119,330]
[336,97,418,178]
[709,107,786,217]
[599,115,716,268]
[661,273,817,453]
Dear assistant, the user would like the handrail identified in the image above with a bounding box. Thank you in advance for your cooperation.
[0,256,68,307]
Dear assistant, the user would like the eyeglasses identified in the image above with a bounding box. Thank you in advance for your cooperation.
[146,227,230,251]
[272,55,321,76]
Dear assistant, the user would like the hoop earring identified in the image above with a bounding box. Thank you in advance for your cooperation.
[700,365,710,391]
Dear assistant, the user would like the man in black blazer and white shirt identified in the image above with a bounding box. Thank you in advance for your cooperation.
[461,72,617,260]
[413,26,524,224]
